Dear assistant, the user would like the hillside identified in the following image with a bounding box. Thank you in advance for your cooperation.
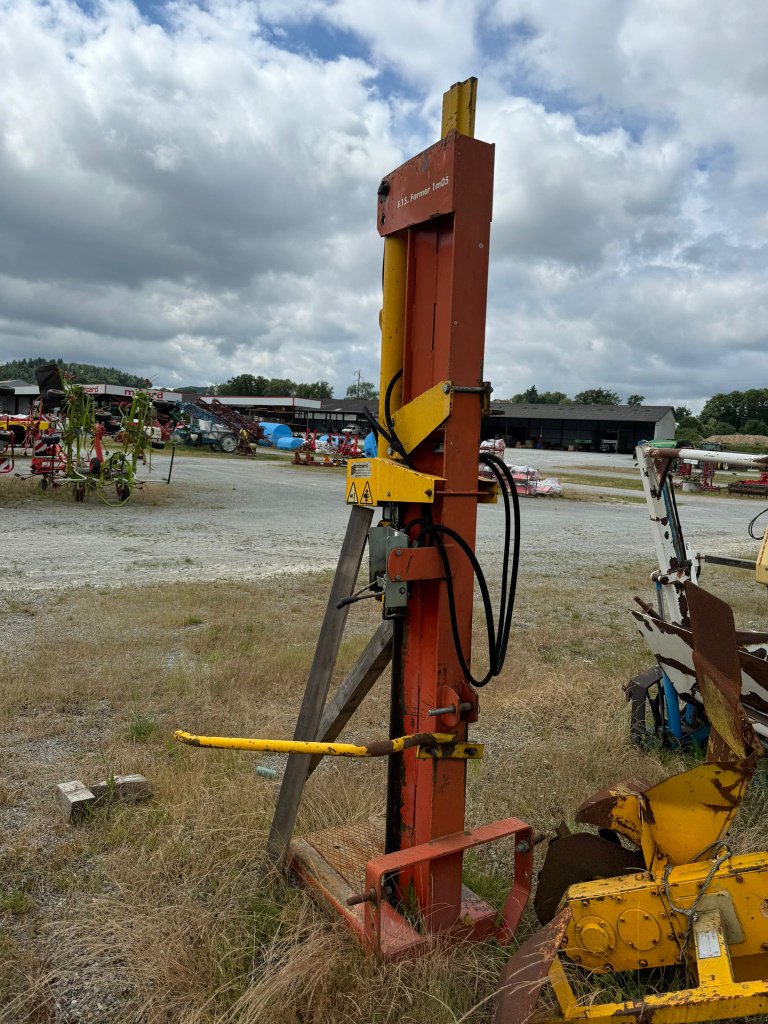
[0,356,146,388]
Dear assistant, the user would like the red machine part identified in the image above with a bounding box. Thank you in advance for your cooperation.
[0,430,14,474]
[31,433,67,479]
[288,86,533,958]
[367,128,533,948]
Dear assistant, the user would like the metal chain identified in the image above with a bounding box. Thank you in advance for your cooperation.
[661,841,733,962]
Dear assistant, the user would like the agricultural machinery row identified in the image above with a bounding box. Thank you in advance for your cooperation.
[0,364,163,504]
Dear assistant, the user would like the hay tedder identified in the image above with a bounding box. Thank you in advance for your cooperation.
[173,81,768,1023]
[4,364,161,503]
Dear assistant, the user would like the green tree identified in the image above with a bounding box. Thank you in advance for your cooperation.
[627,394,645,406]
[217,374,270,396]
[539,391,569,404]
[511,385,539,402]
[294,380,333,400]
[345,379,378,401]
[742,419,768,436]
[509,386,568,403]
[673,405,692,421]
[0,357,145,388]
[264,378,296,396]
[700,390,768,431]
[574,388,620,405]
[701,420,737,436]
[677,416,702,431]
[676,426,703,447]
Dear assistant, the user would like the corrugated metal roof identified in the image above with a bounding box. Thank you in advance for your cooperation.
[321,397,673,424]
[489,402,673,423]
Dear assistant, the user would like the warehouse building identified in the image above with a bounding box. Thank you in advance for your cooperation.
[307,399,676,453]
[483,402,676,453]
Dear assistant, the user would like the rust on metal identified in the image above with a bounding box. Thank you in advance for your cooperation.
[495,908,571,1024]
[534,832,645,924]
[687,582,764,765]
[366,732,441,756]
[575,777,650,846]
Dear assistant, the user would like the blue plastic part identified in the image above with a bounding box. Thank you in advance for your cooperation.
[662,672,682,740]
[363,431,377,457]
[260,422,292,443]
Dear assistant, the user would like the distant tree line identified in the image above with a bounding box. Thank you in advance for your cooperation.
[0,356,146,388]
[509,385,645,406]
[217,374,333,399]
[217,374,381,401]
[674,389,768,445]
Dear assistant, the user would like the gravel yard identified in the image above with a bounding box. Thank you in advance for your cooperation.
[0,451,762,593]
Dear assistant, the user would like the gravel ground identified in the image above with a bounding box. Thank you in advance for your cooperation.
[1,449,764,1022]
[0,451,762,593]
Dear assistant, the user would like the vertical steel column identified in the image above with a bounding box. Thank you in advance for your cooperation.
[377,82,495,929]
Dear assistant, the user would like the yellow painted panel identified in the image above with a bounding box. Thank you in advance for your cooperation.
[345,458,442,506]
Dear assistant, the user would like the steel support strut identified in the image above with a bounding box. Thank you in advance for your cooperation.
[349,80,532,952]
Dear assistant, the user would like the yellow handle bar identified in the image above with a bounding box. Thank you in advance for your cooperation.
[173,730,455,758]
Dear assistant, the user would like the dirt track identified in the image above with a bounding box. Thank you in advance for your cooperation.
[1,452,762,593]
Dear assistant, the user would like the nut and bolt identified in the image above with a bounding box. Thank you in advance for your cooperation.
[427,701,474,718]
[346,887,377,907]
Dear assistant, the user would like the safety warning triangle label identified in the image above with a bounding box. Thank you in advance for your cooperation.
[346,481,358,504]
[360,481,373,505]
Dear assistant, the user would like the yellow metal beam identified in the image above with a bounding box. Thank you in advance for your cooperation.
[174,729,454,758]
[389,381,453,456]
[378,233,407,458]
[345,457,441,506]
[441,77,477,139]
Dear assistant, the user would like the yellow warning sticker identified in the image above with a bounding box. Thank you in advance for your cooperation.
[360,481,373,505]
[346,481,358,504]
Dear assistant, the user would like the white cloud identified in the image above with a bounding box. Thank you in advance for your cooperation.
[0,0,766,408]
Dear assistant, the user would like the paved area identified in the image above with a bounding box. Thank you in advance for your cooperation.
[1,452,763,593]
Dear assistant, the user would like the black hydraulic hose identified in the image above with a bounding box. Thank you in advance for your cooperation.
[383,368,413,468]
[408,452,521,688]
[748,506,768,540]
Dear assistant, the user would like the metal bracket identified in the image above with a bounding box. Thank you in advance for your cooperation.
[368,526,410,615]
[416,741,483,760]
[345,457,441,507]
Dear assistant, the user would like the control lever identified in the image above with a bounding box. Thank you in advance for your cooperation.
[336,580,384,610]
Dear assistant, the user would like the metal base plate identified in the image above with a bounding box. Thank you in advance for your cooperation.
[290,816,532,959]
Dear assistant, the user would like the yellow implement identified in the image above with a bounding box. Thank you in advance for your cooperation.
[174,730,482,760]
[496,583,768,1024]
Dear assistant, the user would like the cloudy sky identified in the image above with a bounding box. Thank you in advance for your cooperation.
[1,0,766,408]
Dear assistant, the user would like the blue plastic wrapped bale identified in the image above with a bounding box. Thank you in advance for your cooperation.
[260,422,292,444]
[275,436,305,451]
[363,432,377,457]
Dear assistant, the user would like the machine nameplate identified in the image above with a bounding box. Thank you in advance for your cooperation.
[350,462,372,478]
[696,927,721,960]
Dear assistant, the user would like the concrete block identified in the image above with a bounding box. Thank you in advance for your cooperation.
[89,774,152,804]
[56,780,95,822]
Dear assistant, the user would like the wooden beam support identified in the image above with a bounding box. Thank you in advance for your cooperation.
[266,504,374,866]
[307,619,394,777]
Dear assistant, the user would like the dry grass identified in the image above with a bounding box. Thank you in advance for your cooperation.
[555,472,643,491]
[0,472,178,507]
[1,562,767,1022]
